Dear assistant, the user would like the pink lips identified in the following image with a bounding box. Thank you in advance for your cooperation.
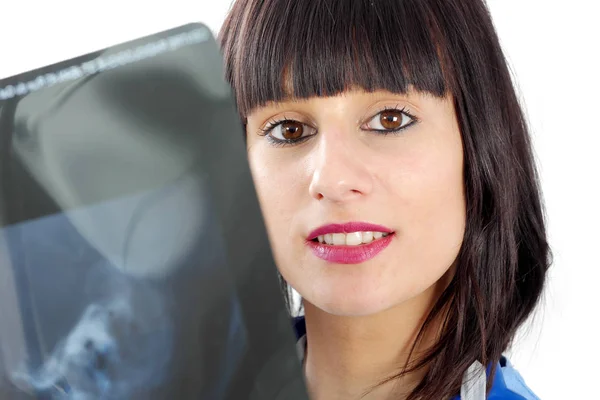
[306,222,394,265]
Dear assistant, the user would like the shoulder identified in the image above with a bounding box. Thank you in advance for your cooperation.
[486,357,540,400]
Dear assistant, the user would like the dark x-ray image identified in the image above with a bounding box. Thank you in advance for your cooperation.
[0,24,308,400]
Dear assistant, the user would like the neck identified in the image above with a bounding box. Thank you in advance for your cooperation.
[301,282,448,400]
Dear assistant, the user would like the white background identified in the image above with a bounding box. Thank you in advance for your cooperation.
[1,1,598,398]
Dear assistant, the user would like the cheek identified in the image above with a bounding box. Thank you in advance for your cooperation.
[247,148,305,253]
[411,147,464,227]
[388,131,466,276]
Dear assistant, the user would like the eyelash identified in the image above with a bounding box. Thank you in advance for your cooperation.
[371,105,419,134]
[258,118,312,147]
[258,106,419,147]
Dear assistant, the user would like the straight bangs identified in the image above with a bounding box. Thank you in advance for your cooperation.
[219,0,451,119]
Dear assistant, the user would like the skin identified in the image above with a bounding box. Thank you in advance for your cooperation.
[246,87,466,399]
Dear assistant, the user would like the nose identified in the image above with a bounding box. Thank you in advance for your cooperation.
[308,133,373,203]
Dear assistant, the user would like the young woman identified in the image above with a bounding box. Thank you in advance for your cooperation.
[219,1,550,399]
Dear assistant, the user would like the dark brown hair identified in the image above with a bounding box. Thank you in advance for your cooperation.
[218,0,551,398]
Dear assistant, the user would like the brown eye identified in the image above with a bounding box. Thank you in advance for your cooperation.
[281,121,304,140]
[365,108,414,133]
[379,110,403,130]
[267,119,315,143]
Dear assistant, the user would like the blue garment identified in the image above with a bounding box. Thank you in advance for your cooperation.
[292,317,539,400]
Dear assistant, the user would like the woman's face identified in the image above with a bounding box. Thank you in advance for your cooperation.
[246,88,466,316]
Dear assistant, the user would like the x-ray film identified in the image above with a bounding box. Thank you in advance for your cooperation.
[0,24,308,400]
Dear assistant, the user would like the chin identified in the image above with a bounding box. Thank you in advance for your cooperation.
[308,285,399,317]
[321,303,391,318]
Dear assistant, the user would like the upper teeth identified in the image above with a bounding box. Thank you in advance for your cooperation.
[317,232,389,246]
